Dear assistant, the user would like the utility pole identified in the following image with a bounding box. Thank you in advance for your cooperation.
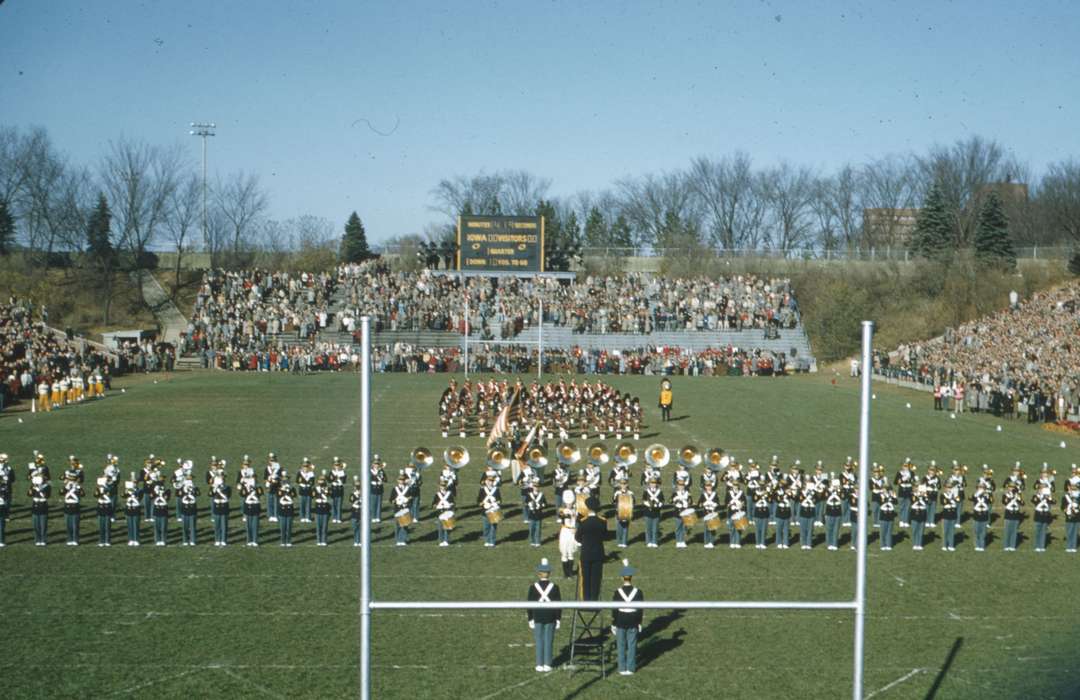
[189,122,216,252]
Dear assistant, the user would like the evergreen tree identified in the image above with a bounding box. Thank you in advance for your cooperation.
[609,214,634,249]
[340,211,373,263]
[910,184,954,260]
[84,193,117,323]
[0,200,14,256]
[974,192,1016,270]
[1069,252,1080,277]
[536,199,578,271]
[583,206,607,248]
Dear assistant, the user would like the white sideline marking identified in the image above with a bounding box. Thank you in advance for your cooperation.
[476,675,544,700]
[866,668,925,698]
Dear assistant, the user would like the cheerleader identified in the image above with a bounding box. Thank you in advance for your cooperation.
[557,490,579,577]
[313,473,332,546]
[1032,485,1054,552]
[277,476,296,547]
[94,477,114,547]
[642,477,663,548]
[671,479,692,549]
[241,477,263,546]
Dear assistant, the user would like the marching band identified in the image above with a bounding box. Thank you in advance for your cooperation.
[2,448,1080,554]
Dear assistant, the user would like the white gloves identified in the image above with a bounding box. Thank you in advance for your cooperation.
[638,625,642,633]
[528,620,535,630]
[555,620,561,630]
[611,625,617,634]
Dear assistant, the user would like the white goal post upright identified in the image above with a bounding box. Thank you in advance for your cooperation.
[358,319,875,700]
[461,292,545,380]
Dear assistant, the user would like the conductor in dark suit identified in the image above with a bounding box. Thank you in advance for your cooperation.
[575,496,607,600]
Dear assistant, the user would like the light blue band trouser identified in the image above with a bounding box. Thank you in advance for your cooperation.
[154,516,168,543]
[879,520,893,548]
[1003,519,1019,549]
[911,519,925,547]
[644,516,659,545]
[315,513,329,543]
[973,519,987,548]
[1034,520,1049,549]
[616,626,638,673]
[247,513,260,543]
[1066,521,1079,550]
[753,517,768,546]
[533,622,555,667]
[942,518,956,548]
[825,515,840,547]
[529,518,542,545]
[615,519,628,546]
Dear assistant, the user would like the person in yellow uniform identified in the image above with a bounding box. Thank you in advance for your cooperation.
[658,379,673,422]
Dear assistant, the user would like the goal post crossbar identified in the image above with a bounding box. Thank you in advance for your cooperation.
[369,600,858,611]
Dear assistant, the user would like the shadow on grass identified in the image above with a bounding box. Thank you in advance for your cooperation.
[637,609,687,670]
[924,636,963,700]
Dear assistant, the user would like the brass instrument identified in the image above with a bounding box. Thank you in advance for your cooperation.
[443,446,470,470]
[486,447,511,472]
[411,447,435,471]
[614,442,638,468]
[678,445,702,469]
[644,443,670,470]
[526,446,548,470]
[557,442,581,466]
[587,443,609,466]
[706,447,728,472]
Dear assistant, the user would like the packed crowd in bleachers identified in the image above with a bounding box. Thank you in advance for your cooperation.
[0,297,118,409]
[877,282,1080,423]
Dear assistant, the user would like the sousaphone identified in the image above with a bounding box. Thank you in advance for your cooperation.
[614,442,638,468]
[587,442,610,466]
[443,446,470,470]
[526,445,548,470]
[411,447,435,471]
[486,447,511,472]
[557,442,581,466]
[644,443,670,470]
[706,447,729,472]
[678,445,702,469]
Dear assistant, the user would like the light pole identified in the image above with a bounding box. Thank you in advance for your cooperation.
[189,122,216,252]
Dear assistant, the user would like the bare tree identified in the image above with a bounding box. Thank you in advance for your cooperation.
[859,154,918,250]
[761,163,816,253]
[215,171,268,265]
[615,170,699,248]
[810,165,862,251]
[500,170,551,215]
[1039,160,1080,242]
[688,152,765,251]
[429,170,549,221]
[101,139,183,269]
[164,174,201,293]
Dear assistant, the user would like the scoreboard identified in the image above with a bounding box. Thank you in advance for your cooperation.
[457,215,544,273]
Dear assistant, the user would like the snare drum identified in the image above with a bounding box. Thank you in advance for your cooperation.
[680,507,698,528]
[395,508,413,528]
[486,508,503,525]
[617,493,634,522]
[439,510,456,530]
[704,512,722,531]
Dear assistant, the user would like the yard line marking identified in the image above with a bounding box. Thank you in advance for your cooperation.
[111,668,199,696]
[893,576,906,587]
[476,674,545,700]
[865,668,925,699]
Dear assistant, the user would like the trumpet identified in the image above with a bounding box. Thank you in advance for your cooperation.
[706,447,728,472]
[678,445,702,469]
[443,446,470,470]
[644,443,670,470]
[486,447,511,472]
[526,445,548,470]
[614,442,638,468]
[557,442,581,466]
[411,447,434,471]
[586,442,609,466]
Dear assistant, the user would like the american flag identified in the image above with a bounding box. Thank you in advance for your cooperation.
[486,387,521,448]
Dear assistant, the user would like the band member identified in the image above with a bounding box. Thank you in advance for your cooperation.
[121,474,141,546]
[840,458,856,525]
[1005,462,1026,493]
[612,559,644,676]
[612,479,634,548]
[1032,485,1054,552]
[151,481,170,546]
[846,479,859,550]
[940,485,960,551]
[658,378,672,422]
[432,476,455,547]
[94,477,114,547]
[62,471,84,546]
[297,459,316,523]
[1002,483,1023,551]
[726,479,746,549]
[947,463,967,527]
[583,462,602,499]
[265,452,282,523]
[179,480,200,546]
[369,454,386,523]
[393,473,412,547]
[744,459,760,520]
[172,460,188,522]
[974,465,995,526]
[350,476,364,547]
[28,473,50,546]
[558,490,579,577]
[774,484,793,549]
[477,474,502,547]
[554,461,570,493]
[525,477,547,547]
[575,496,606,601]
[878,486,897,551]
[1035,465,1056,496]
[1062,485,1080,553]
[277,475,296,546]
[313,473,332,546]
[752,482,771,549]
[526,558,562,673]
[824,479,844,550]
[924,463,941,528]
[910,484,928,550]
[870,464,887,527]
[642,477,663,548]
[405,462,423,523]
[894,460,915,528]
[671,479,692,548]
[210,476,231,547]
[140,455,158,522]
[971,484,992,551]
[330,457,347,523]
[698,481,722,549]
[241,477,263,546]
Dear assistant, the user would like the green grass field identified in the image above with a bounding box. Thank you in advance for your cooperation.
[2,370,1079,699]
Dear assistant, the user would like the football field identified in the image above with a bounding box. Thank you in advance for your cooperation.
[2,370,1079,699]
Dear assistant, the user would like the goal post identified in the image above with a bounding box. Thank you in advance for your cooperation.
[359,317,875,700]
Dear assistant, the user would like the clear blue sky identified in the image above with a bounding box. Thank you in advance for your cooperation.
[2,1,1077,243]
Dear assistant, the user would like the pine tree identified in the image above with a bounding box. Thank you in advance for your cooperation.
[583,206,607,248]
[609,214,634,249]
[84,193,117,324]
[340,211,372,263]
[974,192,1016,270]
[0,200,14,256]
[536,199,578,271]
[910,184,954,261]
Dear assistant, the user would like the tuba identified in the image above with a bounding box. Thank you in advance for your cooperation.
[678,445,702,469]
[706,447,729,472]
[411,447,434,471]
[443,446,470,470]
[486,447,511,472]
[587,442,610,466]
[557,442,581,466]
[644,443,670,470]
[614,442,638,468]
[526,445,548,470]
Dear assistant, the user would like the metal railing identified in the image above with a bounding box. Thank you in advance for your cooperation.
[356,318,877,699]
